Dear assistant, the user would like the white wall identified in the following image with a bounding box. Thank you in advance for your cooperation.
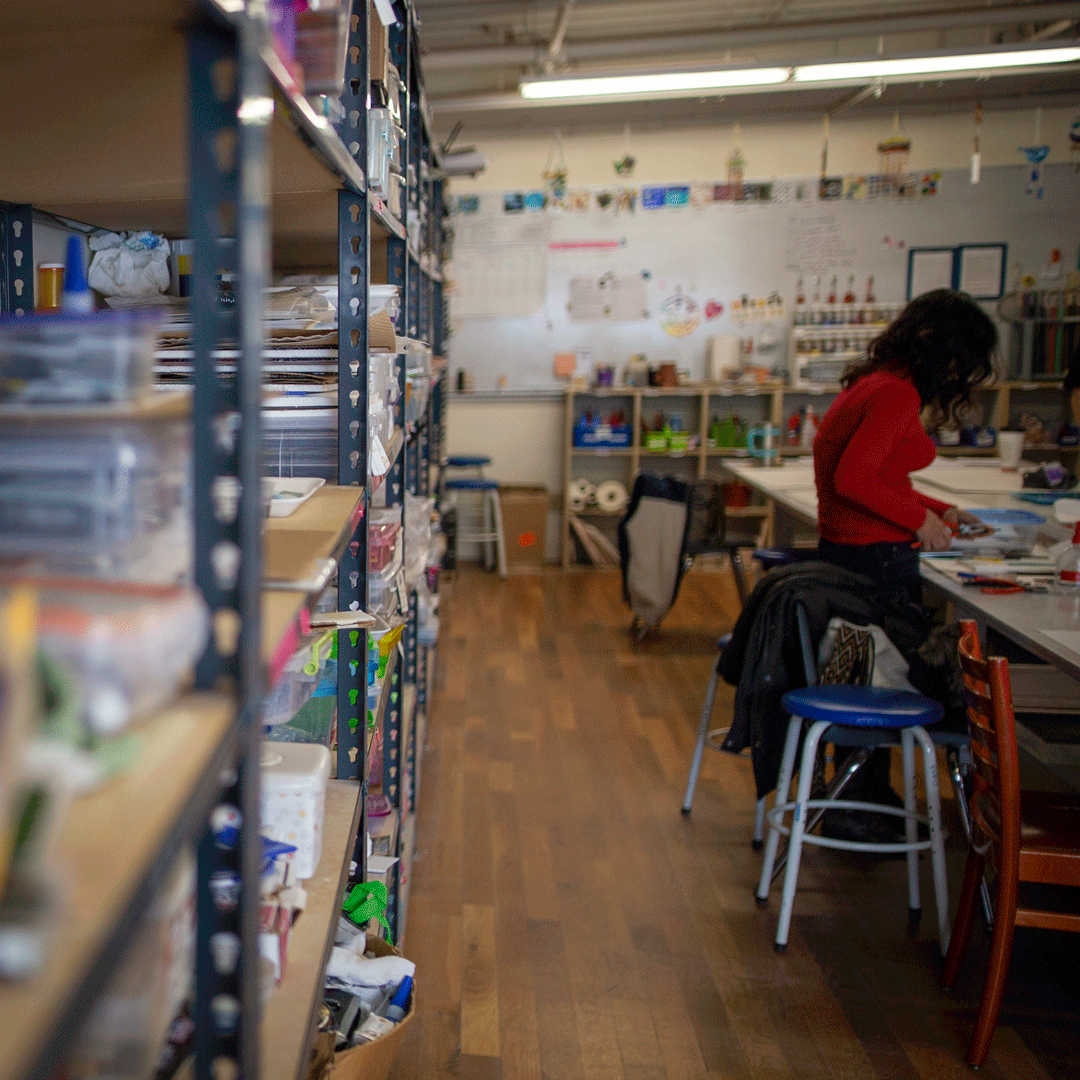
[451,106,1079,193]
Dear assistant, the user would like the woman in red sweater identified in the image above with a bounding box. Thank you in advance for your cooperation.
[815,289,997,597]
[812,289,997,843]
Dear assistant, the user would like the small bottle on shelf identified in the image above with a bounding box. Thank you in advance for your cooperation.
[810,276,821,323]
[800,404,818,448]
[794,277,805,325]
[827,274,837,306]
[843,273,856,306]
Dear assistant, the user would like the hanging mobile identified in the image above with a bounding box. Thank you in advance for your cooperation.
[543,130,568,201]
[1019,107,1050,199]
[971,102,982,184]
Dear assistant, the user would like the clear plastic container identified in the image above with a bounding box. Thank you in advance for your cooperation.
[36,583,209,735]
[368,547,401,617]
[368,285,400,322]
[295,1,349,95]
[0,310,160,405]
[0,421,191,582]
[263,631,334,727]
[369,521,401,571]
[263,407,337,482]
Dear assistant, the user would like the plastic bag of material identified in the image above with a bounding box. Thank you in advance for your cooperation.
[88,231,171,298]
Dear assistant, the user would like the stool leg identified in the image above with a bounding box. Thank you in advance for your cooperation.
[948,749,994,927]
[774,719,830,952]
[482,488,493,570]
[757,714,803,905]
[682,668,720,814]
[914,727,950,954]
[490,488,508,578]
[752,797,766,850]
[901,729,921,918]
[729,549,749,606]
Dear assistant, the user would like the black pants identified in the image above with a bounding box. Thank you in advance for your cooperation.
[816,538,920,802]
[817,538,922,603]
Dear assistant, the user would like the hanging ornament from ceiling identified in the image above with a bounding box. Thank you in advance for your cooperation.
[971,102,982,184]
[1019,107,1050,198]
[727,122,745,200]
[543,131,568,202]
[614,124,636,176]
[877,113,911,184]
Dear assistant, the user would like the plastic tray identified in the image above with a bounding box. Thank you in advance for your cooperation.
[0,309,160,405]
[0,421,191,581]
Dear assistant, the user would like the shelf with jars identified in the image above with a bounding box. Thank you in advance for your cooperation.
[789,274,903,388]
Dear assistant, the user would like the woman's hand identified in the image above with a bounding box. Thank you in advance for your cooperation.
[943,507,993,537]
[916,509,954,551]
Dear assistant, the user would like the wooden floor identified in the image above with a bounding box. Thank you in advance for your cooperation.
[391,567,1080,1080]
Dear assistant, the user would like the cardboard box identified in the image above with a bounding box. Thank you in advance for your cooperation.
[499,485,550,571]
[369,3,389,88]
[327,936,415,1080]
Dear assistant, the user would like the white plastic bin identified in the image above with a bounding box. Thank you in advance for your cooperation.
[260,743,332,880]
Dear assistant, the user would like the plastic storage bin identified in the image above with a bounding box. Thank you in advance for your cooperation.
[368,551,400,617]
[369,285,400,323]
[263,630,334,728]
[369,521,401,571]
[0,421,191,582]
[260,743,332,880]
[263,407,337,482]
[0,310,160,405]
[572,419,632,448]
[294,1,349,94]
[35,583,209,735]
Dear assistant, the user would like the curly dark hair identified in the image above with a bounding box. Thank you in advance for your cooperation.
[841,289,997,424]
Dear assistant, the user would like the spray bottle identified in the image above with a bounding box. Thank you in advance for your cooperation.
[1053,499,1080,591]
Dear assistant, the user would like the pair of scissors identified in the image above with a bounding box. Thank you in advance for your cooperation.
[958,573,1048,594]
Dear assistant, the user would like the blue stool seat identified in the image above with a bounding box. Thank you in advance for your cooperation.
[782,685,944,728]
[446,455,491,468]
[444,477,500,491]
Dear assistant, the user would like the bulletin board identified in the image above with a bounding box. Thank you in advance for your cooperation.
[446,164,1080,391]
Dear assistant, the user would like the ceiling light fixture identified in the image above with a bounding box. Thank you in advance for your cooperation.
[519,67,791,99]
[794,46,1080,83]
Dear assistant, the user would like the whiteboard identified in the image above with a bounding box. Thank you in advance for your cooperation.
[446,164,1080,391]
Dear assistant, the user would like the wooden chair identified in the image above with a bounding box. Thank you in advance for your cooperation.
[942,620,1080,1067]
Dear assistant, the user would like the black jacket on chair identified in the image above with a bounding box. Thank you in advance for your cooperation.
[717,561,947,799]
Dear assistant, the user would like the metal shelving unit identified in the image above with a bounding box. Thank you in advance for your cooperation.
[0,1,444,1077]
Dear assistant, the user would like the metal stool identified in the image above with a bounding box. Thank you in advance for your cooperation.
[443,477,507,578]
[757,683,950,954]
[439,454,491,502]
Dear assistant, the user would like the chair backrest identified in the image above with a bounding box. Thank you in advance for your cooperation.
[956,620,1021,874]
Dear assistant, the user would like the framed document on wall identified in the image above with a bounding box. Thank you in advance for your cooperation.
[957,243,1007,299]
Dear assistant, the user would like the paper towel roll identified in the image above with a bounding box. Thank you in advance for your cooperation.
[569,478,596,503]
[595,480,628,513]
[569,494,588,512]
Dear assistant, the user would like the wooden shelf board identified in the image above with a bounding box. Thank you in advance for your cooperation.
[0,692,235,1080]
[264,484,364,585]
[261,779,363,1080]
[569,447,634,456]
[0,18,360,241]
[263,588,308,667]
[724,506,770,517]
[0,388,190,423]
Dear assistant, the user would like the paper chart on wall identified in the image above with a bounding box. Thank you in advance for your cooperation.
[784,209,857,273]
[450,215,551,317]
[568,275,649,321]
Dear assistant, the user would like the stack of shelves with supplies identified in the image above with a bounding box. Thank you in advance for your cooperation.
[563,384,783,568]
[367,3,447,947]
[0,2,443,1079]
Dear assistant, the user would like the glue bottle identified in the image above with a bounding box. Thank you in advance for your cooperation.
[60,235,94,314]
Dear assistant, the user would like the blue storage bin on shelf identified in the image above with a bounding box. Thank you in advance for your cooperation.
[573,419,632,448]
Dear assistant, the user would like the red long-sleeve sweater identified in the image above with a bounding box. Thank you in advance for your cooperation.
[814,370,951,544]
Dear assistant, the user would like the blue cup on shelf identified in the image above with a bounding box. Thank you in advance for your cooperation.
[747,424,781,466]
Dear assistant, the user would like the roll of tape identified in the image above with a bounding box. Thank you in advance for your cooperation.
[595,480,628,513]
[569,493,588,512]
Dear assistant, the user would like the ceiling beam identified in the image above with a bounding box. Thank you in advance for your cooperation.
[420,2,1080,70]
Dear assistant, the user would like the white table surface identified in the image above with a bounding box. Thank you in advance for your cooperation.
[725,457,1080,787]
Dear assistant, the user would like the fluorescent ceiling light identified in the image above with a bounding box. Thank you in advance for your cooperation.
[795,46,1080,82]
[520,68,790,99]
